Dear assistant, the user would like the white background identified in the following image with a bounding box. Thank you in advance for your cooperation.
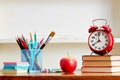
[0,0,120,70]
[0,0,113,39]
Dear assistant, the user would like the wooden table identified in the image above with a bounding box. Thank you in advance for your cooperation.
[1,71,120,80]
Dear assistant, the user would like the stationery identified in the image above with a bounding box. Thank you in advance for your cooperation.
[16,31,55,73]
[40,37,44,45]
[30,32,33,42]
[2,62,29,74]
[40,31,55,49]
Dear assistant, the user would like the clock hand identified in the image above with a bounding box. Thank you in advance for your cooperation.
[92,41,98,46]
[98,32,100,40]
[98,32,100,36]
[92,40,101,46]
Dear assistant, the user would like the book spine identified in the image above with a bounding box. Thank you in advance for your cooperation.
[82,55,120,61]
[82,61,120,67]
[3,65,29,70]
[3,62,29,65]
[4,64,29,67]
[2,69,28,74]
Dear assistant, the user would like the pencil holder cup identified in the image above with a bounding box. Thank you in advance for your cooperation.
[21,49,42,73]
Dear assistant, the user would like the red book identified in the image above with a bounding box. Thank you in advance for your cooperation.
[3,62,29,66]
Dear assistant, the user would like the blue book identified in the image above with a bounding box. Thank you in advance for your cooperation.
[3,65,29,70]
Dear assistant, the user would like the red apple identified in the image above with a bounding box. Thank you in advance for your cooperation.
[60,53,77,73]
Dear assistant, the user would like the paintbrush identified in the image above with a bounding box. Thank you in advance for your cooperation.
[40,31,55,49]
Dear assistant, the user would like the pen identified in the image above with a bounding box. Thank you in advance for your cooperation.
[40,31,55,49]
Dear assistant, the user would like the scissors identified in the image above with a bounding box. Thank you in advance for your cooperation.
[28,41,41,71]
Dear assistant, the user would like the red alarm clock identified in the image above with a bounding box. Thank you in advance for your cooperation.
[88,19,114,56]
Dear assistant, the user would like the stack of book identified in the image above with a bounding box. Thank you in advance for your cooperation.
[2,62,29,74]
[81,55,120,73]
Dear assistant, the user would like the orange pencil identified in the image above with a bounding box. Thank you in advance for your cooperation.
[30,32,33,42]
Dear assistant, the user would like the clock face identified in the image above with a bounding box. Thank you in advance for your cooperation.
[88,30,110,51]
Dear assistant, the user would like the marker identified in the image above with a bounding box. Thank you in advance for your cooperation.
[40,31,55,49]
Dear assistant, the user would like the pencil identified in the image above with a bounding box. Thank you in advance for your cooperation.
[40,37,44,45]
[17,37,25,49]
[30,32,33,42]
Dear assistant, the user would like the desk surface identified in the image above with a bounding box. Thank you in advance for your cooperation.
[1,71,120,80]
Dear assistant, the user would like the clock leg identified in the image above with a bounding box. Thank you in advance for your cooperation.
[106,50,109,55]
[90,52,94,56]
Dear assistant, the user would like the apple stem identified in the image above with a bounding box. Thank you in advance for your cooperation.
[67,52,71,58]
